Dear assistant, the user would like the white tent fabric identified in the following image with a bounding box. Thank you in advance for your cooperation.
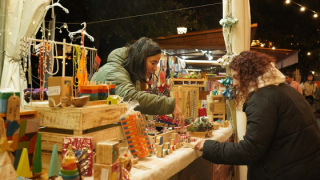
[1,0,51,107]
[222,0,251,179]
[232,1,251,180]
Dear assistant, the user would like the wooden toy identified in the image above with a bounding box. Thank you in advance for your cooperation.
[93,162,121,180]
[59,145,80,180]
[156,136,163,145]
[163,142,172,154]
[48,145,60,178]
[32,133,42,174]
[16,148,32,178]
[156,144,166,158]
[224,120,229,127]
[96,140,119,164]
[0,151,16,180]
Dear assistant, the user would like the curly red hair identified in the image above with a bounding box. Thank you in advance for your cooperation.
[230,51,276,108]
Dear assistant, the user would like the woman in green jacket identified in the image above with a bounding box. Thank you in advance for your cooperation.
[92,37,184,125]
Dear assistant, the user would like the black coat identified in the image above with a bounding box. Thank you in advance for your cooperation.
[203,83,320,180]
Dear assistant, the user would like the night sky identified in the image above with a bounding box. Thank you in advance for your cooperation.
[37,0,319,83]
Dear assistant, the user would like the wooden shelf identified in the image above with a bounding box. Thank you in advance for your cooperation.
[207,76,226,81]
[0,109,37,118]
[170,78,205,82]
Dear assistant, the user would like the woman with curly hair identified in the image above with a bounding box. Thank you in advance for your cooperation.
[195,51,320,179]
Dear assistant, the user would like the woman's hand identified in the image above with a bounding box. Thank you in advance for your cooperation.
[194,140,206,151]
[172,104,185,127]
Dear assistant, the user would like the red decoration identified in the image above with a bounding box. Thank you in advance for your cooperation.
[62,137,93,176]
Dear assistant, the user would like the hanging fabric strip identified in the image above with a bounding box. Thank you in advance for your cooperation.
[76,30,88,93]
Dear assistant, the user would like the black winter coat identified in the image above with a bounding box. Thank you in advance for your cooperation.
[203,83,320,180]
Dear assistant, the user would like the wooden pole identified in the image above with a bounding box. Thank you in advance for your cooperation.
[62,39,66,77]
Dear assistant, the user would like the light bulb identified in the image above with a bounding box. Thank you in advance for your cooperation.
[33,21,35,24]
[272,47,276,50]
[314,13,318,18]
[9,32,12,35]
[285,0,290,4]
[307,52,311,56]
[260,44,265,47]
[300,7,305,11]
[59,29,62,33]
[48,32,51,36]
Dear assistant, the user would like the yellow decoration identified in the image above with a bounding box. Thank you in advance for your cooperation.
[0,137,13,154]
[16,148,32,178]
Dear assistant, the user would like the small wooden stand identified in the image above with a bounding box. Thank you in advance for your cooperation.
[207,95,226,121]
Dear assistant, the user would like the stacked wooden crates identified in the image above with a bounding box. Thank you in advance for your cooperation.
[25,104,127,169]
[206,95,226,121]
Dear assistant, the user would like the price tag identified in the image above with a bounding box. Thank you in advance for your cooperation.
[48,86,61,96]
[101,168,109,180]
[0,117,6,139]
[6,95,20,121]
[135,115,144,137]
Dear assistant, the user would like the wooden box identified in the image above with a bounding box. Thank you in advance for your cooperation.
[47,76,73,107]
[190,131,213,138]
[25,103,127,169]
[96,140,120,165]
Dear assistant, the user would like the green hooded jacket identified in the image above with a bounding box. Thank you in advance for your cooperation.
[92,47,175,115]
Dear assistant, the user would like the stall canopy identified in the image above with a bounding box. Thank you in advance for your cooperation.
[154,23,298,70]
[0,0,51,105]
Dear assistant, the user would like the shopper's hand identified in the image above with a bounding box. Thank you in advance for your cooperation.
[194,140,206,151]
[172,104,185,127]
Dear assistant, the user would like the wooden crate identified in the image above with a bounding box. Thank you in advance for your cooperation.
[40,125,125,152]
[169,78,206,87]
[25,103,127,133]
[207,95,226,121]
[24,104,128,169]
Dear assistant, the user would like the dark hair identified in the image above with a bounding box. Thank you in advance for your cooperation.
[307,72,314,82]
[286,72,293,78]
[123,37,161,82]
[230,51,276,109]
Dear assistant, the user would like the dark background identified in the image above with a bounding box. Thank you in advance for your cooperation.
[33,0,320,86]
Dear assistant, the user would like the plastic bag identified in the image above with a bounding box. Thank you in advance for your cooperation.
[120,101,152,159]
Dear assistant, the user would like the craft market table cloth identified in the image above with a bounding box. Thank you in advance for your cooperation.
[78,126,234,180]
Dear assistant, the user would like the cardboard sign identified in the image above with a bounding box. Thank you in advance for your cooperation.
[6,95,20,121]
[47,86,61,96]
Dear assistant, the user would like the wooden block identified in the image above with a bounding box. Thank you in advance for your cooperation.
[170,145,176,151]
[157,131,173,143]
[93,162,121,180]
[163,142,170,150]
[0,151,17,180]
[96,141,119,165]
[156,136,163,145]
[156,145,163,158]
[224,121,229,127]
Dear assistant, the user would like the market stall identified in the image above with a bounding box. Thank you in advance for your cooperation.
[0,0,238,180]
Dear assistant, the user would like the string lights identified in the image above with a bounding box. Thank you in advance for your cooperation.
[285,0,318,18]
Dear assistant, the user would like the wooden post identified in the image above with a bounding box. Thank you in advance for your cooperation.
[62,38,66,77]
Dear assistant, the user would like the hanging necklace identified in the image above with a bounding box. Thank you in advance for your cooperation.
[186,91,191,117]
[192,90,196,119]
